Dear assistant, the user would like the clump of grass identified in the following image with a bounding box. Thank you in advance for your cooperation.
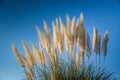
[12,13,117,80]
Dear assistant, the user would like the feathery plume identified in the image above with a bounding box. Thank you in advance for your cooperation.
[30,51,36,66]
[56,19,63,53]
[50,46,57,68]
[31,42,45,67]
[38,41,47,63]
[52,21,58,48]
[60,20,69,52]
[71,16,75,38]
[36,26,51,53]
[36,26,45,40]
[64,29,69,52]
[80,13,83,24]
[24,68,32,80]
[39,43,47,65]
[59,17,66,38]
[69,16,75,53]
[52,20,63,53]
[75,13,86,68]
[58,34,63,53]
[36,26,45,46]
[56,18,59,28]
[92,27,97,51]
[66,14,71,34]
[86,33,91,58]
[78,13,86,68]
[96,32,101,55]
[22,56,34,79]
[76,24,79,47]
[79,13,86,54]
[64,15,75,54]
[76,13,86,52]
[43,21,51,44]
[102,31,109,57]
[44,36,51,53]
[22,40,35,69]
[11,43,24,67]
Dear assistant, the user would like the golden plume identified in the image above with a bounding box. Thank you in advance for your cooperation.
[49,46,57,68]
[96,32,101,55]
[43,21,51,52]
[66,14,71,34]
[31,42,45,67]
[43,20,50,42]
[76,13,86,63]
[52,20,63,53]
[22,40,35,69]
[69,17,75,53]
[92,27,97,51]
[36,26,51,53]
[52,21,58,49]
[11,43,25,67]
[59,17,66,38]
[22,56,34,79]
[86,33,91,58]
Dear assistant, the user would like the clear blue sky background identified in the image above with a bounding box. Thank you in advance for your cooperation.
[0,0,120,80]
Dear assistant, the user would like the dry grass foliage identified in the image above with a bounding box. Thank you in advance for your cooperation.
[12,13,110,80]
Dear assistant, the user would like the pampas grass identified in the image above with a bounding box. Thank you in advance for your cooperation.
[102,31,109,66]
[76,13,86,68]
[92,27,97,51]
[86,33,91,59]
[22,40,35,69]
[11,13,117,80]
[12,44,25,67]
[102,31,109,57]
[31,42,45,68]
[22,56,34,80]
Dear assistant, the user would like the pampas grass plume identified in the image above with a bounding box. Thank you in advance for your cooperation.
[12,43,25,67]
[22,40,35,69]
[102,31,109,57]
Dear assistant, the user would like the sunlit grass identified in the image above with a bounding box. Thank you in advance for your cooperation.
[12,13,118,80]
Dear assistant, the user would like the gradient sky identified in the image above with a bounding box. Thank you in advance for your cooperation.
[0,0,120,80]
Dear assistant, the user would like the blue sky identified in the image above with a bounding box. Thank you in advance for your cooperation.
[0,0,120,80]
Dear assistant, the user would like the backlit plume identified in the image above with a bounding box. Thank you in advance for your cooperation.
[12,13,109,80]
